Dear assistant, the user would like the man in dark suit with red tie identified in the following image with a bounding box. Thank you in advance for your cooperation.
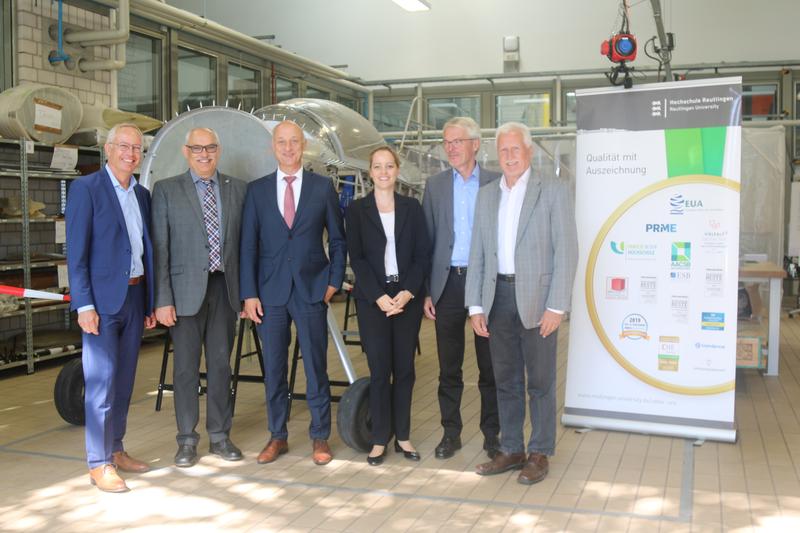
[240,120,346,466]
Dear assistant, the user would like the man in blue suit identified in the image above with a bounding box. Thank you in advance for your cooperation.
[66,123,157,492]
[240,120,346,466]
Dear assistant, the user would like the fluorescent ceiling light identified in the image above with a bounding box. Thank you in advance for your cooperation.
[392,0,431,12]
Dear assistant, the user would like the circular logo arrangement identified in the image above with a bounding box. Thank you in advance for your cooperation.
[584,175,740,395]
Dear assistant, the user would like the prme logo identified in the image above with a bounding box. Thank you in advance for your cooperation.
[646,223,677,233]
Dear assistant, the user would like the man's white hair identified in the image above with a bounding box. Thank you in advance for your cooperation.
[495,122,533,150]
[184,127,221,145]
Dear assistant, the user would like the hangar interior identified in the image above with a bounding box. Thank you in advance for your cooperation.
[1,0,800,531]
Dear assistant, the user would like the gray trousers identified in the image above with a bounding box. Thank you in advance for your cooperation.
[488,278,557,456]
[171,272,236,446]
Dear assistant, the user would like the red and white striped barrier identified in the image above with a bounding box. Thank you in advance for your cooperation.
[0,285,71,302]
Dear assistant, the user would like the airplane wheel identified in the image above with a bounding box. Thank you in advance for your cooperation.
[54,358,85,426]
[336,377,371,452]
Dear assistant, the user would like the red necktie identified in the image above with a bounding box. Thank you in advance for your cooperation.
[284,175,296,228]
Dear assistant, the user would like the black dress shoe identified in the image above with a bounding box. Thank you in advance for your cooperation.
[434,435,462,459]
[394,440,420,461]
[366,446,387,466]
[209,438,243,461]
[483,435,501,459]
[175,444,197,468]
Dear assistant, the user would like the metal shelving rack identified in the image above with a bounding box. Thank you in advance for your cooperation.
[0,138,102,373]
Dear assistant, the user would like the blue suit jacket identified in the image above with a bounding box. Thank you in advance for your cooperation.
[65,168,155,316]
[239,171,346,306]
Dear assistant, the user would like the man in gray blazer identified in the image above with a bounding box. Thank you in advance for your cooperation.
[423,117,501,460]
[465,122,578,485]
[152,127,247,467]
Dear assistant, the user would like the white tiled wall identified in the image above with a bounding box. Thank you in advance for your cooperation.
[14,0,113,106]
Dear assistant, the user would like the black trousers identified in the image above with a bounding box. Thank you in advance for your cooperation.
[435,269,499,439]
[356,282,423,446]
[171,272,237,446]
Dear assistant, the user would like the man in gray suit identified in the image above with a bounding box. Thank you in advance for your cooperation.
[423,117,501,460]
[152,127,247,467]
[465,122,578,485]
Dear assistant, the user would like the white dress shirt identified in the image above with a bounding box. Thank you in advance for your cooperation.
[469,167,563,319]
[497,168,530,275]
[277,167,303,216]
[379,211,399,276]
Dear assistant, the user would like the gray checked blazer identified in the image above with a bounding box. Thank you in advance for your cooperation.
[464,172,578,329]
[151,171,247,316]
[422,165,501,305]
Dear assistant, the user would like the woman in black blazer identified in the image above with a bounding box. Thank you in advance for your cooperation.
[345,146,430,465]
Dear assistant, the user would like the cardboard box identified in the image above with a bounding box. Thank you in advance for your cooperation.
[736,336,764,368]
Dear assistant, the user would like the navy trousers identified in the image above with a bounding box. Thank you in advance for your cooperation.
[257,288,331,441]
[82,283,145,469]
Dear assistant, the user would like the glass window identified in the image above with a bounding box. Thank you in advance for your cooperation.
[275,77,298,103]
[795,82,800,158]
[0,0,11,91]
[373,99,413,132]
[427,96,480,130]
[228,62,260,112]
[337,95,358,111]
[742,84,778,121]
[305,86,330,100]
[177,47,216,111]
[564,91,577,126]
[496,93,550,127]
[118,32,161,118]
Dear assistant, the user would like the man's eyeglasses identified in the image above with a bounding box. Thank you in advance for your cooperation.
[442,138,475,149]
[111,142,143,153]
[185,144,219,154]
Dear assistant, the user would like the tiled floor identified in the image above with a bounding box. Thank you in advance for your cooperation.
[2,302,800,532]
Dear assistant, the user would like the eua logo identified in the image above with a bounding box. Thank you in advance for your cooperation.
[670,194,684,215]
[610,241,625,254]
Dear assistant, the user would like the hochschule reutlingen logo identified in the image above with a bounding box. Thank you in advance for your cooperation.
[611,241,625,254]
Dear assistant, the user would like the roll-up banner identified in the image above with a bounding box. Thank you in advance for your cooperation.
[563,77,742,443]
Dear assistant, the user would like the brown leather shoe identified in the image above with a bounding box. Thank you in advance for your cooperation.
[257,439,288,464]
[89,464,129,493]
[112,451,151,473]
[475,451,526,476]
[312,439,333,465]
[518,453,549,485]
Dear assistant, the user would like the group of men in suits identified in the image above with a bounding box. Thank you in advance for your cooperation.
[66,114,577,493]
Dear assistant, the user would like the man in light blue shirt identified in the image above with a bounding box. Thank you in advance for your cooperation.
[66,123,156,492]
[422,117,502,460]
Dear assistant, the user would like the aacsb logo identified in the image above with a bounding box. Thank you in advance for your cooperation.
[671,241,691,269]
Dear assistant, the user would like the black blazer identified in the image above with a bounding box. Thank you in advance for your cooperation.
[345,192,430,303]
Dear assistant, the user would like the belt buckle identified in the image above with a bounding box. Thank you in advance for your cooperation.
[386,274,399,283]
[453,266,467,276]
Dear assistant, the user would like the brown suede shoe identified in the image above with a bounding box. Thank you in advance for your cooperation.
[518,453,549,485]
[312,439,333,465]
[257,439,288,464]
[112,451,151,473]
[89,464,129,493]
[475,452,526,476]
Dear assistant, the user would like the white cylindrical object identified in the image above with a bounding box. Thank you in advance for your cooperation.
[0,83,83,144]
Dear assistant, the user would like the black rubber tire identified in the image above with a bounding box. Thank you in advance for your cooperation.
[54,358,85,426]
[336,376,371,452]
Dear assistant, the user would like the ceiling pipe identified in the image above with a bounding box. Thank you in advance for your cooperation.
[649,0,672,80]
[89,0,370,94]
[65,0,129,45]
